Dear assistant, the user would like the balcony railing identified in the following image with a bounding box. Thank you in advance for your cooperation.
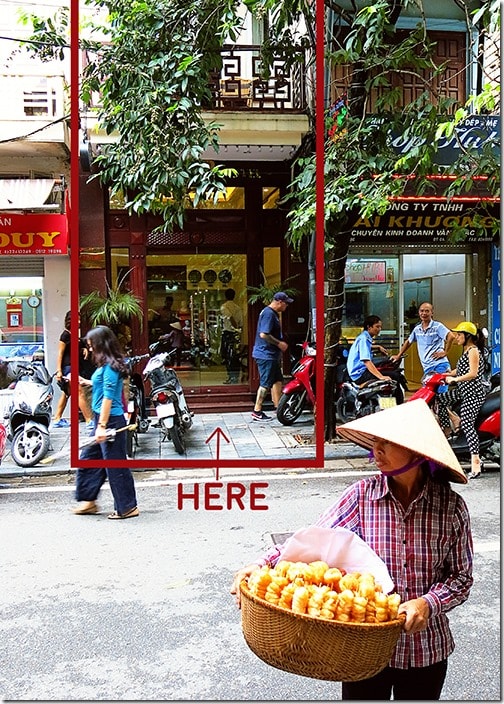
[206,45,307,112]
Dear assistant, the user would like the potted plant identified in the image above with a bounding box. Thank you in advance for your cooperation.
[247,267,300,306]
[80,269,144,334]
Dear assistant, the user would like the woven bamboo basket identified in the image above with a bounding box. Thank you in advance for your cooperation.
[240,580,404,682]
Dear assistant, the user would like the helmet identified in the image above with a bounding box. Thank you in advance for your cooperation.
[451,322,477,336]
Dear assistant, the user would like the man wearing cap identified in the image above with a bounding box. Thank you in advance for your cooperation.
[251,292,293,421]
[391,302,456,379]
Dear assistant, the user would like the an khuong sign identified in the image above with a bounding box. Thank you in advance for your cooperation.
[350,200,498,244]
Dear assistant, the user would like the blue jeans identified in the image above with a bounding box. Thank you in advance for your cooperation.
[75,413,137,515]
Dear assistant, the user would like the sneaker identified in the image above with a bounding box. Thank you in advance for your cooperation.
[251,410,272,421]
[53,418,69,428]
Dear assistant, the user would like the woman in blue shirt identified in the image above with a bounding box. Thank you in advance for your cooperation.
[73,326,139,519]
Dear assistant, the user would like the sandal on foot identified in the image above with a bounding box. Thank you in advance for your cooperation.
[73,501,99,515]
[108,506,139,520]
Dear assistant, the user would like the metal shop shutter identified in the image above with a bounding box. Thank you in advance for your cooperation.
[0,257,44,276]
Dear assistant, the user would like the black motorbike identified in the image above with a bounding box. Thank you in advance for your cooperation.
[124,353,150,458]
[5,359,54,467]
[142,342,193,455]
[336,356,408,423]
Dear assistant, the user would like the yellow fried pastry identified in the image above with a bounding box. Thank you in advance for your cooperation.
[309,560,330,583]
[292,585,310,614]
[387,592,401,620]
[323,567,343,590]
[339,572,361,592]
[247,566,272,599]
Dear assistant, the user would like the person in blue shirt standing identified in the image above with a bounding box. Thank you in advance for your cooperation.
[72,325,139,520]
[391,302,455,380]
[251,292,293,421]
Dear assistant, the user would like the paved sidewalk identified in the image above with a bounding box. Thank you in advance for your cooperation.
[0,410,369,480]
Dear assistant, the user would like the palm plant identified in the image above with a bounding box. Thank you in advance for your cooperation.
[247,266,300,306]
[80,269,143,330]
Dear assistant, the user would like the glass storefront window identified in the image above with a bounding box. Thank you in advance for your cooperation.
[262,187,280,209]
[187,187,245,209]
[0,277,44,358]
[342,257,399,347]
[145,253,248,388]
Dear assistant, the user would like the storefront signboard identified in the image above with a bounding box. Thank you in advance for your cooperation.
[491,244,501,375]
[349,201,498,244]
[345,260,386,283]
[0,213,68,255]
[390,115,500,165]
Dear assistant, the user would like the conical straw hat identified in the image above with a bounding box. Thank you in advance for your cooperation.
[337,399,467,484]
[170,321,182,330]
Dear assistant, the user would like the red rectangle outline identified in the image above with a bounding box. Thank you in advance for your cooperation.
[70,0,326,470]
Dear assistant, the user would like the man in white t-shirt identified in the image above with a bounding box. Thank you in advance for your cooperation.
[220,288,243,384]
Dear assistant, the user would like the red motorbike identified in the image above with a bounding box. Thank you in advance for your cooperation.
[276,341,317,425]
[276,340,350,426]
[409,372,500,465]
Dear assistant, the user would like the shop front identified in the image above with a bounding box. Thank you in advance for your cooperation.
[342,198,499,388]
[0,212,70,375]
[80,171,309,409]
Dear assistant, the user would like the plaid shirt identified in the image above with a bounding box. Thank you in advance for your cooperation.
[258,472,473,669]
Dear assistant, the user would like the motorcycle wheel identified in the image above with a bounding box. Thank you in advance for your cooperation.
[170,424,186,455]
[11,426,50,467]
[126,426,137,459]
[336,396,355,423]
[276,390,307,426]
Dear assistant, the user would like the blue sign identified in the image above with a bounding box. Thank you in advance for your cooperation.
[491,244,501,375]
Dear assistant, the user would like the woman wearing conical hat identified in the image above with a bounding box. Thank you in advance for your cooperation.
[231,399,473,700]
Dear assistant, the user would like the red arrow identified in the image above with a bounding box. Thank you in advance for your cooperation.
[205,427,230,481]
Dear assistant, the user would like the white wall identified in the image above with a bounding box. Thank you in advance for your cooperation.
[42,257,70,378]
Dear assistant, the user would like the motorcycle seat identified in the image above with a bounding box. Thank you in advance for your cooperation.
[477,391,500,422]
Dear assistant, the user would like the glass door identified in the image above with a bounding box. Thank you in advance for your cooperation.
[145,253,248,391]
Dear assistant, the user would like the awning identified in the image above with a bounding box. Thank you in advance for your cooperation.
[0,179,56,210]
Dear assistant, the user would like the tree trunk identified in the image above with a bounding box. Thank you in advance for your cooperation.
[323,226,351,440]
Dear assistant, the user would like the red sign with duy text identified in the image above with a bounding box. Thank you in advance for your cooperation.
[0,213,68,255]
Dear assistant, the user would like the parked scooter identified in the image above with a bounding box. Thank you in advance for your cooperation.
[409,372,500,465]
[142,341,193,455]
[124,353,150,458]
[276,341,316,425]
[276,340,351,426]
[5,358,54,467]
[336,356,408,423]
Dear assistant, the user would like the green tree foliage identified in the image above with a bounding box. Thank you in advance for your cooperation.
[18,0,500,438]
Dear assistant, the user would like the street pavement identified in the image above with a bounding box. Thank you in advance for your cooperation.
[0,409,371,482]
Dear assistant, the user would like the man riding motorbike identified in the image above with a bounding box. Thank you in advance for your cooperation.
[347,315,405,404]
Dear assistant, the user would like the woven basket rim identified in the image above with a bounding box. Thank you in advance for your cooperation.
[240,579,405,630]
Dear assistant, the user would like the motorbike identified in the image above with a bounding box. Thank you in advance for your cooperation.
[142,341,193,455]
[276,341,316,425]
[276,340,350,426]
[124,353,151,458]
[409,372,500,465]
[5,358,54,467]
[336,355,408,423]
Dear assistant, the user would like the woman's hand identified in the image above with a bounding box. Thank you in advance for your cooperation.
[398,597,430,634]
[445,375,457,385]
[230,564,260,608]
[94,426,109,443]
